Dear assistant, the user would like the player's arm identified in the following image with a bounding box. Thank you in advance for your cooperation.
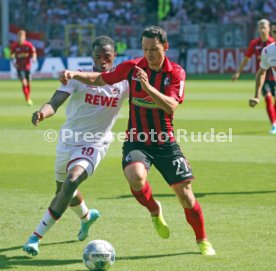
[59,62,131,86]
[59,70,106,86]
[32,51,37,62]
[232,56,250,81]
[32,91,70,126]
[249,68,267,107]
[10,47,17,68]
[249,48,270,107]
[232,40,254,81]
[30,43,37,62]
[135,66,178,115]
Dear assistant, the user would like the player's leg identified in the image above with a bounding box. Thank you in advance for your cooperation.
[154,144,215,255]
[172,181,215,255]
[25,71,33,105]
[122,143,170,239]
[55,181,90,221]
[17,69,29,103]
[55,179,99,241]
[262,81,276,133]
[23,165,89,256]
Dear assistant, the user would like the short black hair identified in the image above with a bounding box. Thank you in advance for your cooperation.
[141,26,168,44]
[92,35,115,50]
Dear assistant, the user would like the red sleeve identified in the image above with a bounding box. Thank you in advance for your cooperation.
[102,61,134,84]
[165,67,185,104]
[245,40,254,58]
[28,42,36,54]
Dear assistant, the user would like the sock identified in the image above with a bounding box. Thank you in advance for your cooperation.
[70,200,90,222]
[22,85,29,101]
[184,201,207,241]
[265,95,276,124]
[27,83,31,100]
[33,208,60,238]
[131,181,159,213]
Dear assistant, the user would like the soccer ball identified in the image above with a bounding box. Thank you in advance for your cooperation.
[83,240,116,271]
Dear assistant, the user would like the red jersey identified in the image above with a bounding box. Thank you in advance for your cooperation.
[11,41,36,71]
[102,57,185,145]
[245,36,275,80]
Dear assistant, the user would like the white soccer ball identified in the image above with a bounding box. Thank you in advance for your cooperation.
[83,240,116,271]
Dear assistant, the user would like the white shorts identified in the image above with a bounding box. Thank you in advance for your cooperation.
[55,141,109,182]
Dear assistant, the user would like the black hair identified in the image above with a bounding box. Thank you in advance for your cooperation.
[92,35,115,50]
[141,26,168,44]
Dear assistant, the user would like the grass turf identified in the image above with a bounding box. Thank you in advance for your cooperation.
[0,78,275,271]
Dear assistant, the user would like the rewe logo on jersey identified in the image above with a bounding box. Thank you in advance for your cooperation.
[85,93,119,107]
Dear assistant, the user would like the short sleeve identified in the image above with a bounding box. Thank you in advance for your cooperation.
[245,40,254,58]
[260,48,270,70]
[29,42,36,54]
[102,61,133,85]
[165,68,186,104]
[57,79,79,94]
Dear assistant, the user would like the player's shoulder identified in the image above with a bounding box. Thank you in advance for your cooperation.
[249,37,260,46]
[263,42,276,55]
[170,61,186,77]
[24,40,34,47]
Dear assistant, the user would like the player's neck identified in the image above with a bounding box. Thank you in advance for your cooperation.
[148,58,165,72]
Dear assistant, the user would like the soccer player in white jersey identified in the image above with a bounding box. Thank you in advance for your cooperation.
[23,36,129,256]
[249,22,276,134]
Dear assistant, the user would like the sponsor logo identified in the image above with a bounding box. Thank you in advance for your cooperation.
[131,97,158,108]
[85,93,118,107]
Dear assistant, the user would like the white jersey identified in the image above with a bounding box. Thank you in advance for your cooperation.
[260,42,276,79]
[57,67,129,145]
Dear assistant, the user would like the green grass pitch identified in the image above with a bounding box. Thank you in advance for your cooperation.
[0,78,275,271]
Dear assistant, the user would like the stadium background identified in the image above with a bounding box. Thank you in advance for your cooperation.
[0,0,275,77]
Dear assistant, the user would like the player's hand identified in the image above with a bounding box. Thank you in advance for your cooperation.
[32,111,43,126]
[135,66,150,90]
[232,72,240,81]
[59,70,75,85]
[249,98,259,107]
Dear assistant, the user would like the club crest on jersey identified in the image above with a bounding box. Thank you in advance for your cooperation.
[112,87,120,95]
[164,77,170,86]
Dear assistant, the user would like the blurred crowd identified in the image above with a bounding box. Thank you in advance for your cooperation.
[169,0,275,24]
[6,0,276,56]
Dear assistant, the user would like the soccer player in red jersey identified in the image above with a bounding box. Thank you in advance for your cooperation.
[60,26,216,256]
[249,22,276,134]
[10,30,37,106]
[232,19,276,133]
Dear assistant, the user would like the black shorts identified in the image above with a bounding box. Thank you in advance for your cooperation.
[17,69,30,81]
[122,141,195,186]
[262,80,276,97]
